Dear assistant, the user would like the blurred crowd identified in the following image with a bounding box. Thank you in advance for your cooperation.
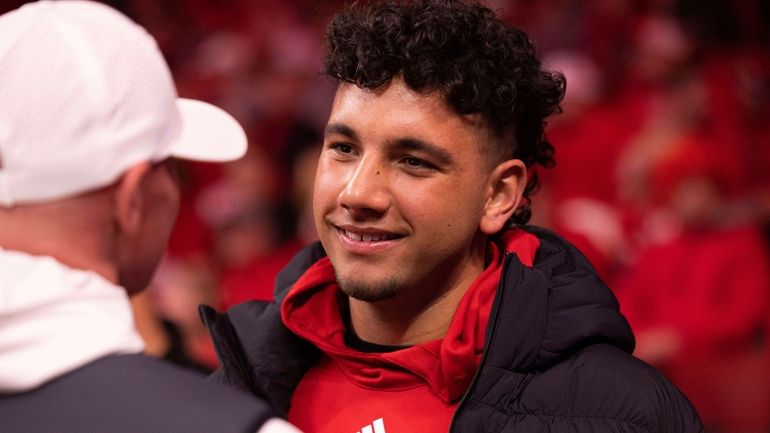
[520,2,770,432]
[2,0,768,431]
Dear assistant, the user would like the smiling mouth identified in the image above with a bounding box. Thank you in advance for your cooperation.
[337,227,403,242]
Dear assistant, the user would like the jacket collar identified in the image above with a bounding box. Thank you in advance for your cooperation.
[277,230,539,402]
[209,226,634,414]
[270,227,634,372]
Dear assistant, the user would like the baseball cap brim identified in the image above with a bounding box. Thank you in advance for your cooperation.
[169,98,248,162]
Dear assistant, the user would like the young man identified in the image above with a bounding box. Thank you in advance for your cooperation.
[0,2,297,432]
[203,1,703,432]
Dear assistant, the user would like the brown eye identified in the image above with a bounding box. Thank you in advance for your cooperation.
[335,144,353,153]
[405,157,424,167]
[402,156,435,171]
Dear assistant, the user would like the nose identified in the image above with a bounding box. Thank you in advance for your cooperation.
[338,156,391,218]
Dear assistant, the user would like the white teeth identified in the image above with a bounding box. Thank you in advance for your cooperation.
[343,230,395,242]
[346,230,362,241]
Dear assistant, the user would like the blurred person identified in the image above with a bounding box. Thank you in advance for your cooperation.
[615,65,754,253]
[597,12,696,214]
[196,147,302,307]
[0,2,297,432]
[539,50,631,280]
[204,125,323,309]
[197,147,283,267]
[284,125,322,246]
[616,70,710,217]
[604,13,770,273]
[616,142,770,432]
[211,201,301,308]
[201,1,702,432]
[627,12,692,87]
[540,49,609,203]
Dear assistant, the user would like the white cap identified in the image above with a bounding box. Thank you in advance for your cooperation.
[0,0,248,207]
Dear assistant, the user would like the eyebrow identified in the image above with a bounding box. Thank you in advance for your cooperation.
[392,137,454,167]
[324,123,358,141]
[325,122,455,167]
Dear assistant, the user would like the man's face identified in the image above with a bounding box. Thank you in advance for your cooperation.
[313,78,497,304]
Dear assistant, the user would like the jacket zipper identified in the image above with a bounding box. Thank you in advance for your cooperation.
[447,252,514,433]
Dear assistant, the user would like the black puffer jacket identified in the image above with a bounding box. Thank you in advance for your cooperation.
[201,227,703,432]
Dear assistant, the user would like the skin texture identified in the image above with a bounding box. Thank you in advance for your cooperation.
[0,159,181,296]
[313,78,525,345]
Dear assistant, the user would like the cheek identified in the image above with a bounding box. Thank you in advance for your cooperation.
[397,176,486,229]
[312,159,343,212]
[408,183,486,260]
[159,183,181,233]
[146,177,181,244]
[168,189,181,225]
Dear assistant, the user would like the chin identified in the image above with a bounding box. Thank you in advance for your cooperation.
[337,276,400,303]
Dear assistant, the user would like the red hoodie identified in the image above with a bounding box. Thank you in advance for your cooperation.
[283,230,539,433]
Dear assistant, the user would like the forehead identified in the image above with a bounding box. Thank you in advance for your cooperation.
[327,80,489,154]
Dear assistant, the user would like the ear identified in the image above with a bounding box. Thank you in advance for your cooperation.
[114,162,152,235]
[479,159,527,235]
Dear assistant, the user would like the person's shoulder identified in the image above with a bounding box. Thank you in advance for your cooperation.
[1,354,271,433]
[98,354,270,414]
[521,344,704,433]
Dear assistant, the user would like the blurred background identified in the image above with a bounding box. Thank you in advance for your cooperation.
[1,0,769,431]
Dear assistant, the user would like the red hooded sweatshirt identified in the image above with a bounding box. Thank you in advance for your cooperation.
[283,230,539,433]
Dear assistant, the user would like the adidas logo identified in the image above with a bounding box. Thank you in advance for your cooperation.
[355,418,386,433]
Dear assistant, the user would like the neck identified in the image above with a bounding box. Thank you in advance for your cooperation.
[348,238,487,346]
[0,195,117,285]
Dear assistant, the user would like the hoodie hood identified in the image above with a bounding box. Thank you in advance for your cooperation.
[272,227,633,375]
[204,226,634,415]
[279,229,540,403]
[482,227,634,372]
[0,248,144,392]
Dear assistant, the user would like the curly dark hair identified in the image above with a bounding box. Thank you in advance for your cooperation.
[322,0,565,226]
